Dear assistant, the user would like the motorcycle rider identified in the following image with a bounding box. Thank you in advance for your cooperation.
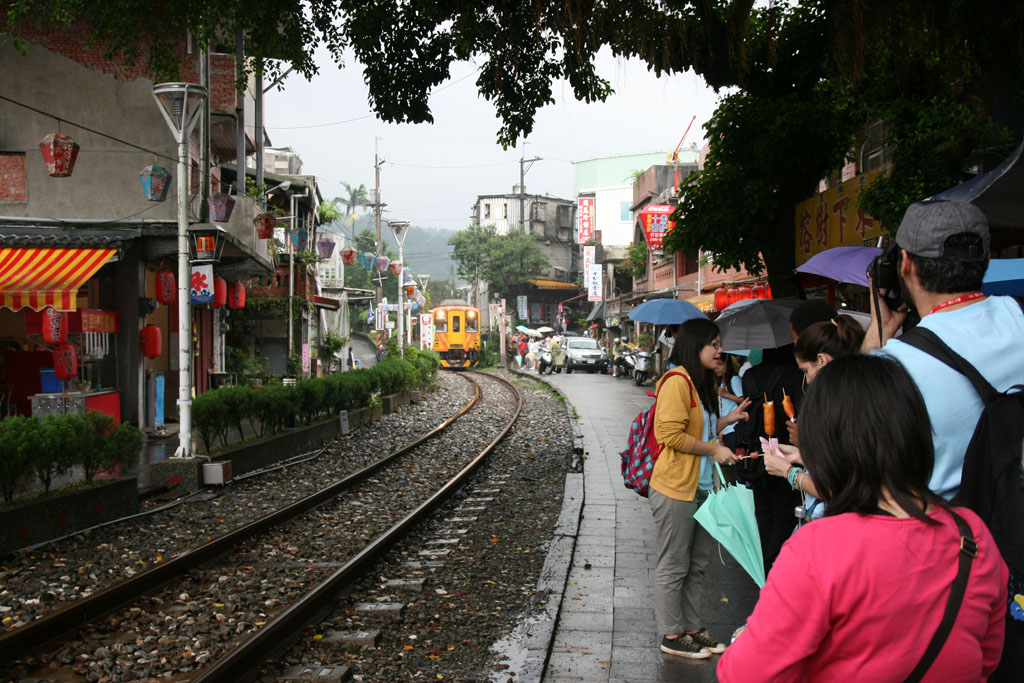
[612,337,630,377]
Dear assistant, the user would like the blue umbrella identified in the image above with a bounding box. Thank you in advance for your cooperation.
[627,298,707,325]
[795,246,881,286]
[982,258,1024,296]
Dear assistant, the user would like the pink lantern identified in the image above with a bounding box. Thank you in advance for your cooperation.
[340,246,356,266]
[39,133,80,177]
[207,192,236,222]
[389,261,403,276]
[375,255,391,272]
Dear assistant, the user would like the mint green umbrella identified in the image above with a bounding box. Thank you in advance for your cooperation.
[695,462,766,587]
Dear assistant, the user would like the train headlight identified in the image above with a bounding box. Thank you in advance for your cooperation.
[467,310,476,318]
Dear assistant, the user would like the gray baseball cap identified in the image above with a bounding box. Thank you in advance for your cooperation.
[895,199,990,258]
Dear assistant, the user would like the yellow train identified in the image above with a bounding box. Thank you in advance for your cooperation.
[431,299,481,369]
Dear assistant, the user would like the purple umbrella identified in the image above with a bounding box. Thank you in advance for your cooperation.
[795,246,881,286]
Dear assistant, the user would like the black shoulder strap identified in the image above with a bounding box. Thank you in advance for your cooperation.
[904,508,977,683]
[897,327,998,404]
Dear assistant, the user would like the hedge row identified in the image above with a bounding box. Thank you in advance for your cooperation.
[0,413,142,504]
[192,350,440,452]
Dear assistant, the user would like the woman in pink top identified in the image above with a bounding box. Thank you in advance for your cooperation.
[718,355,1007,682]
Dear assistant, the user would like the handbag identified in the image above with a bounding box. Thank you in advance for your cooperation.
[904,508,977,683]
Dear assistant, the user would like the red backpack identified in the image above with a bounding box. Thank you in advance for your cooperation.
[620,369,695,496]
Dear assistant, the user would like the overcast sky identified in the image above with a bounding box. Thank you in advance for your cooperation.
[264,46,720,233]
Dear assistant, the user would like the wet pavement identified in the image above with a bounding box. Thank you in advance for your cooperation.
[536,369,760,682]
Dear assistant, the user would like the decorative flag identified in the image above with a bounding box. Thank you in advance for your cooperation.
[190,264,214,304]
[367,302,375,324]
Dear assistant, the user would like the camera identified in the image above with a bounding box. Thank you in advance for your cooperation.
[868,242,902,310]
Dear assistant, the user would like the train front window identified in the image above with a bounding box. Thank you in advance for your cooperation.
[452,315,461,333]
[466,310,478,332]
[434,312,447,332]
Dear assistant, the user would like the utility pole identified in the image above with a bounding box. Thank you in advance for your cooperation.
[373,138,384,302]
[519,144,541,232]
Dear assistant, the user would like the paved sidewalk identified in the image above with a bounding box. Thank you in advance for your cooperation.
[539,370,760,682]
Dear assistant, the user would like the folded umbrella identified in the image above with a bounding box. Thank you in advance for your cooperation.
[715,298,804,352]
[795,246,881,286]
[627,298,708,325]
[695,463,766,588]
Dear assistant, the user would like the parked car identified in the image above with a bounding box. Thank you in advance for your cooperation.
[564,337,607,373]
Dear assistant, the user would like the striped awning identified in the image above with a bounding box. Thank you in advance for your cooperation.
[0,247,116,312]
[529,278,578,290]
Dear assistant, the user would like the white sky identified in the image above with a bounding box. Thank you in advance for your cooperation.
[264,46,720,231]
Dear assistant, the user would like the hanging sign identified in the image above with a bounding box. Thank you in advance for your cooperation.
[516,295,528,321]
[794,166,887,264]
[577,196,595,243]
[639,204,674,255]
[420,313,434,350]
[584,245,602,302]
[190,264,214,304]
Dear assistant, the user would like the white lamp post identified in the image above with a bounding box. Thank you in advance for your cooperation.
[388,221,410,352]
[153,82,208,458]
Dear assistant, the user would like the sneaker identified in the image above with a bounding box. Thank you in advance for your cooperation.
[689,628,727,654]
[660,634,711,659]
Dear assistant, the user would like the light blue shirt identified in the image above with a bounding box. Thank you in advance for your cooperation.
[718,375,744,436]
[699,407,717,491]
[874,296,1024,500]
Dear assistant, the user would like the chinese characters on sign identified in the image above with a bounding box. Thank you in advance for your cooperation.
[80,309,119,333]
[577,196,595,243]
[420,313,434,350]
[794,167,887,264]
[516,295,528,321]
[584,245,602,302]
[190,264,214,304]
[639,205,675,255]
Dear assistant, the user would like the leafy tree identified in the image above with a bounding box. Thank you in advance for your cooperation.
[425,278,454,306]
[339,182,369,220]
[483,232,549,294]
[318,199,343,226]
[448,224,496,288]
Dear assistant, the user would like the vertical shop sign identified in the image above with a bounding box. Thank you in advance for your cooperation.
[584,245,602,302]
[577,196,595,243]
[516,295,528,321]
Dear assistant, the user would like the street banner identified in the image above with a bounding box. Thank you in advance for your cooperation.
[639,205,674,255]
[301,343,310,373]
[375,303,385,331]
[420,313,434,350]
[584,245,602,302]
[517,295,528,321]
[190,264,214,304]
[577,196,595,243]
[794,166,887,264]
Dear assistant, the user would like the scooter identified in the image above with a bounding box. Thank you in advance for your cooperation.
[633,350,653,385]
[619,350,637,379]
[537,346,554,374]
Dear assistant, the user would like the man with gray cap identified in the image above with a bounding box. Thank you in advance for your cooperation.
[863,198,1024,501]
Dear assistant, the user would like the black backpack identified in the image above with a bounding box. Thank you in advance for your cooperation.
[898,322,1024,581]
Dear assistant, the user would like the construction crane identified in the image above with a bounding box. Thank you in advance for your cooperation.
[669,114,697,192]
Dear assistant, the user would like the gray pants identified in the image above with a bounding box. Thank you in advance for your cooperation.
[649,488,712,635]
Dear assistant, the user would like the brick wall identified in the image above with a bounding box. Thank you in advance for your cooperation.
[245,261,317,299]
[0,153,28,201]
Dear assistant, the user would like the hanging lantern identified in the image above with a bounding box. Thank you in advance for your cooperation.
[405,285,416,296]
[359,252,375,269]
[254,212,277,239]
[317,238,336,259]
[713,287,729,312]
[207,192,236,222]
[39,132,80,178]
[764,282,773,299]
[155,269,176,304]
[751,283,766,299]
[340,246,356,266]
[727,288,741,306]
[737,285,753,301]
[415,293,427,306]
[41,306,68,344]
[375,255,391,272]
[389,261,402,276]
[228,281,246,310]
[53,343,77,380]
[211,276,227,308]
[140,325,162,358]
[139,166,171,201]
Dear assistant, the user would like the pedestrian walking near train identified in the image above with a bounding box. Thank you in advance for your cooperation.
[650,318,749,658]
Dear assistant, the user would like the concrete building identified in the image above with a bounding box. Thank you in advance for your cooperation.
[264,146,303,176]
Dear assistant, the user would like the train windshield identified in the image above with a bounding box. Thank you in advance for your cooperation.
[466,310,478,332]
[434,311,448,332]
[452,315,461,333]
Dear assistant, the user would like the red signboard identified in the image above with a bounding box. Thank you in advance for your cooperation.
[80,309,119,334]
[639,204,675,255]
[577,197,595,243]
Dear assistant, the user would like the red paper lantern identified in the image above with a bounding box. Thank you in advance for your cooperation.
[53,343,77,380]
[140,325,162,358]
[155,270,176,304]
[39,133,80,178]
[751,283,766,299]
[212,277,227,308]
[340,246,356,266]
[405,285,415,296]
[228,281,246,310]
[41,306,68,344]
[727,288,741,305]
[713,287,729,312]
[764,282,773,299]
[737,285,753,301]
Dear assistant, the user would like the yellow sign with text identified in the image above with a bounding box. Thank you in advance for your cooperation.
[794,167,888,265]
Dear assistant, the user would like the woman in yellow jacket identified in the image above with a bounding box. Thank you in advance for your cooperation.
[651,318,750,659]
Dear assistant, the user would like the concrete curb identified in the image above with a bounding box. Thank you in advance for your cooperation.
[493,366,586,681]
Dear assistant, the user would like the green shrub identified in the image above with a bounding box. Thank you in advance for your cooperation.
[339,369,376,410]
[35,415,78,494]
[296,378,328,424]
[103,422,142,473]
[81,411,115,481]
[0,416,38,502]
[374,358,409,395]
[251,384,296,435]
[192,390,229,451]
[218,384,254,438]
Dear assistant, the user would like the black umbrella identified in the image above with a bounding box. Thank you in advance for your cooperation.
[931,141,1024,230]
[715,298,804,352]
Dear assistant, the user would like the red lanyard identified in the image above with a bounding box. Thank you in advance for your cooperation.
[929,292,985,315]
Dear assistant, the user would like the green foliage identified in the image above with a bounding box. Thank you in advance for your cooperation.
[485,232,550,293]
[296,378,328,424]
[80,412,115,481]
[0,416,37,502]
[621,243,648,279]
[103,422,141,475]
[227,347,271,385]
[449,224,497,284]
[339,182,370,219]
[374,358,411,395]
[251,384,297,436]
[35,415,78,495]
[318,199,343,225]
[344,228,399,293]
[286,353,303,377]
[322,332,348,355]
[193,390,229,450]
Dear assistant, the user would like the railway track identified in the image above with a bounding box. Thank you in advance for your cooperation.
[0,371,523,681]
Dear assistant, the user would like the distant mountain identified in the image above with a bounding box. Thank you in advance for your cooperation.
[321,214,460,285]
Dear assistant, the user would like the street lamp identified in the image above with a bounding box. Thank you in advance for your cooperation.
[153,82,208,458]
[388,220,410,352]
